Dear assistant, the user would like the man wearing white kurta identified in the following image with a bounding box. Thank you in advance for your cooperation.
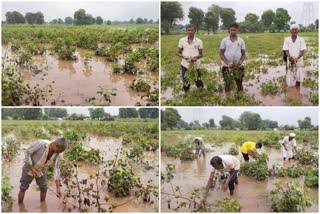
[191,137,206,158]
[18,138,68,204]
[201,155,240,205]
[178,24,204,92]
[281,133,297,161]
[283,24,307,87]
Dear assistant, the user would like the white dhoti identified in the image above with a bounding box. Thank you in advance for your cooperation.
[282,146,293,159]
[286,66,303,87]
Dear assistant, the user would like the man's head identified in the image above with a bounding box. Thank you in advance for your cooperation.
[290,24,299,36]
[228,22,239,37]
[210,156,223,170]
[256,142,262,149]
[186,24,196,37]
[289,132,296,141]
[52,137,68,153]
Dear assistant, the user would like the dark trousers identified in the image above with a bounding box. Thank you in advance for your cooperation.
[242,152,249,162]
[181,65,203,92]
[222,66,244,91]
[228,170,239,191]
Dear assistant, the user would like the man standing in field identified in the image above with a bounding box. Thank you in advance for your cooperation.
[178,24,204,92]
[18,137,68,204]
[219,22,246,92]
[281,133,297,161]
[240,141,262,161]
[191,137,206,158]
[201,155,240,205]
[283,24,307,87]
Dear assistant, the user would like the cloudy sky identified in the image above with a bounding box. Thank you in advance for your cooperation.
[164,107,318,126]
[2,1,159,22]
[179,1,318,25]
[66,107,120,116]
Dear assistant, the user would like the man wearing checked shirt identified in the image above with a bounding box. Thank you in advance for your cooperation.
[18,137,68,204]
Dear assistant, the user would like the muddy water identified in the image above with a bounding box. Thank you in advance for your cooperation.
[2,46,158,106]
[161,143,318,212]
[3,135,158,212]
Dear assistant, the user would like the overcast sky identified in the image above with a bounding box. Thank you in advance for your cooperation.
[2,1,159,22]
[66,107,121,116]
[164,107,318,126]
[179,1,319,25]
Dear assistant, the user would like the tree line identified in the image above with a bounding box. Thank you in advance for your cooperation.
[161,2,318,34]
[5,9,159,25]
[2,108,159,120]
[161,109,316,131]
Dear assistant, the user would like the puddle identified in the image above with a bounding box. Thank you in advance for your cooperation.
[161,142,318,212]
[3,135,158,212]
[2,46,158,106]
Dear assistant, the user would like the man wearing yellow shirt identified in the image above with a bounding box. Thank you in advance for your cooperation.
[240,141,262,161]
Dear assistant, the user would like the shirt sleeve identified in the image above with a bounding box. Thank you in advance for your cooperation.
[178,38,183,48]
[53,154,61,181]
[24,140,42,166]
[241,39,246,50]
[220,38,226,50]
[292,139,297,147]
[300,38,307,51]
[234,159,240,170]
[198,39,203,49]
[283,38,289,51]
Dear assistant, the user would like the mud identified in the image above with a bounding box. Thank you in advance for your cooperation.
[161,142,318,212]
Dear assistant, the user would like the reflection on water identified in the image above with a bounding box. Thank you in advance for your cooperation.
[161,143,318,212]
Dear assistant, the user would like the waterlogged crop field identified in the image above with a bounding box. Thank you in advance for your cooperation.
[2,24,159,106]
[2,119,159,212]
[161,130,318,212]
[161,32,318,106]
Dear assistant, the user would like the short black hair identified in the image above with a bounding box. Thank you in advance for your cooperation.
[256,142,262,148]
[186,24,196,30]
[210,156,222,166]
[228,22,239,29]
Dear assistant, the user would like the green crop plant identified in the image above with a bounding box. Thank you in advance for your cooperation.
[53,35,77,60]
[228,143,239,155]
[240,153,269,180]
[215,198,241,212]
[130,76,151,92]
[1,175,13,212]
[303,166,318,188]
[2,138,20,161]
[260,80,280,96]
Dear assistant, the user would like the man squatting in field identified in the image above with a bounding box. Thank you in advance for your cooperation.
[219,22,246,92]
[191,137,206,158]
[283,24,306,88]
[201,155,240,206]
[240,141,262,161]
[178,24,204,92]
[18,137,68,204]
[281,133,297,161]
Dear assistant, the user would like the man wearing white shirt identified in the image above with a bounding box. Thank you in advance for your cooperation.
[201,155,240,205]
[191,137,206,158]
[283,24,307,87]
[178,24,204,92]
[281,133,297,161]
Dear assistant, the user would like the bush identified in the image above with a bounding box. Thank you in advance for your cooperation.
[297,149,318,165]
[215,198,241,212]
[53,35,77,60]
[303,166,318,188]
[240,153,269,180]
[228,143,239,155]
[271,180,313,212]
[1,175,13,212]
[2,138,20,161]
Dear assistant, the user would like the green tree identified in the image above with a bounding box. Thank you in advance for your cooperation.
[57,18,64,24]
[129,18,135,24]
[65,16,73,24]
[219,115,240,130]
[261,9,275,29]
[136,18,144,24]
[96,16,103,25]
[22,109,42,120]
[261,119,279,130]
[119,108,138,118]
[2,109,22,119]
[148,19,153,24]
[298,117,313,129]
[106,20,111,25]
[74,9,95,25]
[44,108,67,118]
[220,8,236,30]
[5,11,26,24]
[209,118,216,128]
[161,1,184,34]
[138,108,159,118]
[274,8,291,32]
[25,12,44,25]
[239,111,262,130]
[177,119,189,129]
[89,108,105,119]
[315,19,318,30]
[188,7,204,34]
[161,108,181,130]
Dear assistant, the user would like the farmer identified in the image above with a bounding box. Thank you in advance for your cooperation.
[240,141,262,161]
[281,133,297,161]
[283,24,307,87]
[18,137,68,204]
[191,137,206,158]
[201,155,240,205]
[178,24,204,92]
[219,22,246,92]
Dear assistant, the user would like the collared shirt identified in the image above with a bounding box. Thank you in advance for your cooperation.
[178,36,203,68]
[283,36,306,66]
[191,137,205,149]
[212,155,240,172]
[281,136,296,150]
[23,139,61,180]
[240,141,256,154]
[220,36,246,66]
